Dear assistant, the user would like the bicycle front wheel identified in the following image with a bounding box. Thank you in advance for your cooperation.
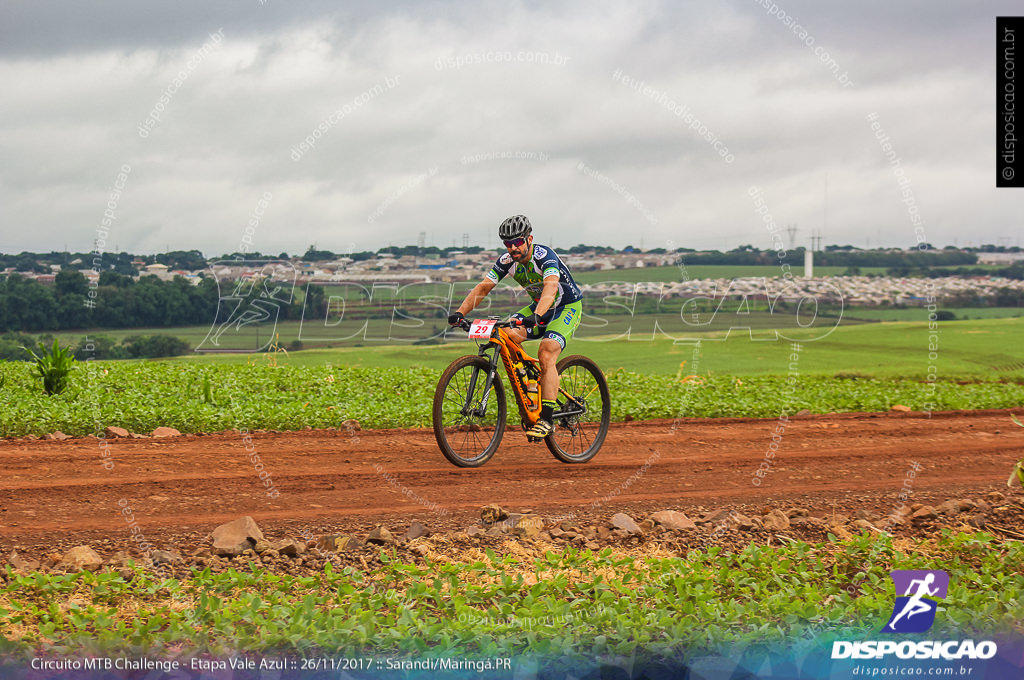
[432,355,507,467]
[545,355,611,463]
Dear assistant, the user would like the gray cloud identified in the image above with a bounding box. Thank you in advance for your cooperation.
[1,0,1020,255]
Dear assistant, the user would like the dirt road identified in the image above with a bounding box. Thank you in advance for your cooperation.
[1,409,1022,556]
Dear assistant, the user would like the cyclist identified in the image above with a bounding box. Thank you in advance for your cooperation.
[448,215,583,440]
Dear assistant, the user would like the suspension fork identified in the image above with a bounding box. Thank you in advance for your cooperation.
[462,345,502,417]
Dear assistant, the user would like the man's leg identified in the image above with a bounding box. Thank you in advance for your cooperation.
[507,304,536,346]
[525,338,562,439]
[537,338,562,404]
[525,302,580,439]
[506,327,528,345]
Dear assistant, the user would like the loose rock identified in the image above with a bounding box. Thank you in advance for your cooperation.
[911,506,938,521]
[273,539,306,557]
[404,522,427,541]
[366,526,396,545]
[210,516,264,557]
[316,535,363,552]
[151,427,181,438]
[649,510,696,531]
[513,515,543,539]
[730,513,754,531]
[9,551,40,572]
[481,504,508,524]
[761,509,791,531]
[60,546,104,571]
[850,519,880,533]
[700,508,733,525]
[610,513,642,535]
[104,426,130,438]
[150,549,183,565]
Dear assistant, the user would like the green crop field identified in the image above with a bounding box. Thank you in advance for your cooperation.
[162,317,1024,379]
[1,532,1021,664]
[3,319,1023,437]
[842,306,1023,322]
[47,305,1018,363]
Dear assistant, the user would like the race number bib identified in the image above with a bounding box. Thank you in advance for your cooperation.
[468,319,497,338]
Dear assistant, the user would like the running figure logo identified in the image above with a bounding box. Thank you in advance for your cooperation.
[196,260,296,352]
[883,570,949,633]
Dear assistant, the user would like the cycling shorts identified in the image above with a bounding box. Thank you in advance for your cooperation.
[510,300,582,349]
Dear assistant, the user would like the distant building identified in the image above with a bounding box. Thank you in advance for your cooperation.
[977,252,1024,265]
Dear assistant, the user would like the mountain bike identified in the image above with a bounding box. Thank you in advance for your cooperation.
[432,316,611,467]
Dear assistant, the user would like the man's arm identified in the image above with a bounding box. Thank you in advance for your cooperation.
[533,275,560,318]
[456,278,496,316]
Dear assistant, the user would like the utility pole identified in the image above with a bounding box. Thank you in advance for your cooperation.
[809,229,823,252]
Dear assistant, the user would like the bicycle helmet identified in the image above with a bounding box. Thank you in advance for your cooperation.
[498,215,532,240]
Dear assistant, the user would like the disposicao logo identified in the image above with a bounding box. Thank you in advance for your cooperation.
[831,569,998,661]
[884,569,948,634]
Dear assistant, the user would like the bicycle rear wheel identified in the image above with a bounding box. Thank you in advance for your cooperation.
[545,355,611,463]
[432,355,507,467]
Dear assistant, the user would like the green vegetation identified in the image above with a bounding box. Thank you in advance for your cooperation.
[30,311,1023,374]
[2,318,1019,437]
[1010,414,1024,490]
[0,271,327,334]
[164,317,1022,378]
[21,339,75,396]
[843,307,1023,322]
[1,352,1021,437]
[75,334,193,360]
[0,532,1020,660]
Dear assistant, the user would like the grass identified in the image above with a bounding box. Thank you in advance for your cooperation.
[5,317,1019,438]
[162,317,1024,378]
[843,307,1023,322]
[0,531,1020,662]
[2,352,1022,437]
[43,316,1024,377]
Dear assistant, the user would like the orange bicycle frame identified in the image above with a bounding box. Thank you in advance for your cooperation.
[489,327,543,425]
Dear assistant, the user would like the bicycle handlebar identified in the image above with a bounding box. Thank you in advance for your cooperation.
[453,318,521,333]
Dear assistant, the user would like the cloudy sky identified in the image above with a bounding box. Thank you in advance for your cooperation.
[0,0,1019,256]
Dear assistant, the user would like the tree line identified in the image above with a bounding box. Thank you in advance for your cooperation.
[0,270,327,333]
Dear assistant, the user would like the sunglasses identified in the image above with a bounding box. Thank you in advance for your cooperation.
[502,237,528,248]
